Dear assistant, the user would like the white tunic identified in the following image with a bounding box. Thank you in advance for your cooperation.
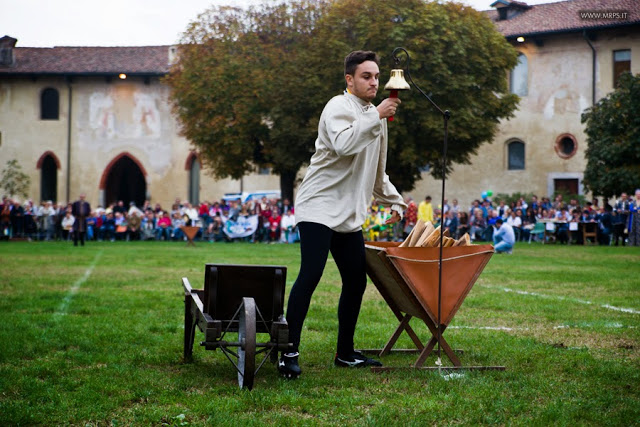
[295,92,407,233]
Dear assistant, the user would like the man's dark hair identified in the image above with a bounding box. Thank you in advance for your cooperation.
[344,50,379,76]
[495,218,504,225]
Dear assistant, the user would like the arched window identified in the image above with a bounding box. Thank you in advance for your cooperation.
[508,140,525,170]
[187,153,200,205]
[41,88,59,120]
[510,53,528,97]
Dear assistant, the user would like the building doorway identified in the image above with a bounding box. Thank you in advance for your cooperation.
[38,152,59,202]
[103,154,146,208]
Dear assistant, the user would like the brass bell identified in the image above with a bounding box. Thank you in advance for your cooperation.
[384,69,410,122]
[384,69,411,91]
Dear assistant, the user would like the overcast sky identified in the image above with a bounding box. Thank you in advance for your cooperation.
[2,0,552,48]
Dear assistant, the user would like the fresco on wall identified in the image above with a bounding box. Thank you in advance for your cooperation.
[89,87,161,140]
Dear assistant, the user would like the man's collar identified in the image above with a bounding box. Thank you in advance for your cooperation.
[344,90,372,107]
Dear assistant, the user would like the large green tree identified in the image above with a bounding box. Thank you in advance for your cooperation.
[167,1,327,202]
[306,0,519,191]
[581,72,640,198]
[167,0,519,200]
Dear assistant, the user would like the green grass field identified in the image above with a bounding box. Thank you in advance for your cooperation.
[1,241,639,425]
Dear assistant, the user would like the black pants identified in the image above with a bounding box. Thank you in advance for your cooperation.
[73,230,86,246]
[285,222,367,357]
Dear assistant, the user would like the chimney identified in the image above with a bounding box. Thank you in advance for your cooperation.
[490,0,531,21]
[0,36,18,67]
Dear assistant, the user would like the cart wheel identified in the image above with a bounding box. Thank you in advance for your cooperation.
[238,297,256,390]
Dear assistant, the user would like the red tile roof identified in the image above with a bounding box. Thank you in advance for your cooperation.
[1,0,638,76]
[0,45,171,76]
[487,0,640,38]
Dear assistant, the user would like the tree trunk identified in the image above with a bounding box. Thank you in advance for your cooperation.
[279,169,297,205]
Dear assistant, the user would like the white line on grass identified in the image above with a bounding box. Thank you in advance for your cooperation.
[450,324,636,331]
[54,251,103,317]
[497,287,640,315]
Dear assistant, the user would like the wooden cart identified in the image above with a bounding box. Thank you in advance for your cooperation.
[182,264,292,389]
[362,241,505,371]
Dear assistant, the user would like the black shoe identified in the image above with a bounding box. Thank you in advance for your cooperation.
[278,352,302,379]
[334,351,383,368]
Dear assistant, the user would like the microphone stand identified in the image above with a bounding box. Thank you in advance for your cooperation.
[391,47,451,372]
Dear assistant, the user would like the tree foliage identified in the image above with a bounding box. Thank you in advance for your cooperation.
[166,1,327,201]
[166,0,519,199]
[0,159,30,200]
[581,72,640,198]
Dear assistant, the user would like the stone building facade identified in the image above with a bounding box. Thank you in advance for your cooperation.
[410,0,639,206]
[0,0,638,209]
[0,41,278,208]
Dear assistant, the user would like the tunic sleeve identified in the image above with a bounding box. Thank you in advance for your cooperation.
[372,119,407,217]
[324,99,382,157]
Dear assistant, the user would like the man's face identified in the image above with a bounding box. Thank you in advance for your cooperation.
[346,60,379,102]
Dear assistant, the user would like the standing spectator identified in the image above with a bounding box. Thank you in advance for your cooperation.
[403,197,417,239]
[443,209,458,238]
[597,205,613,245]
[628,189,640,246]
[280,209,297,243]
[418,195,434,224]
[569,209,582,244]
[457,211,470,239]
[71,193,91,246]
[268,206,281,242]
[113,200,126,215]
[280,198,294,214]
[0,197,11,238]
[442,198,450,214]
[10,199,25,237]
[61,208,75,240]
[613,193,630,246]
[555,206,571,244]
[42,201,56,240]
[497,200,508,218]
[450,198,460,214]
[507,209,522,241]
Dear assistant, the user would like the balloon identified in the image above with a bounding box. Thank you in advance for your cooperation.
[481,192,487,199]
[487,190,493,197]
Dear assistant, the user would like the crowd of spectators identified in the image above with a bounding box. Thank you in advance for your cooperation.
[2,190,638,246]
[364,191,638,246]
[0,196,297,244]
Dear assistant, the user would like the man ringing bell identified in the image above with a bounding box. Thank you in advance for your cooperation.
[279,50,407,378]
